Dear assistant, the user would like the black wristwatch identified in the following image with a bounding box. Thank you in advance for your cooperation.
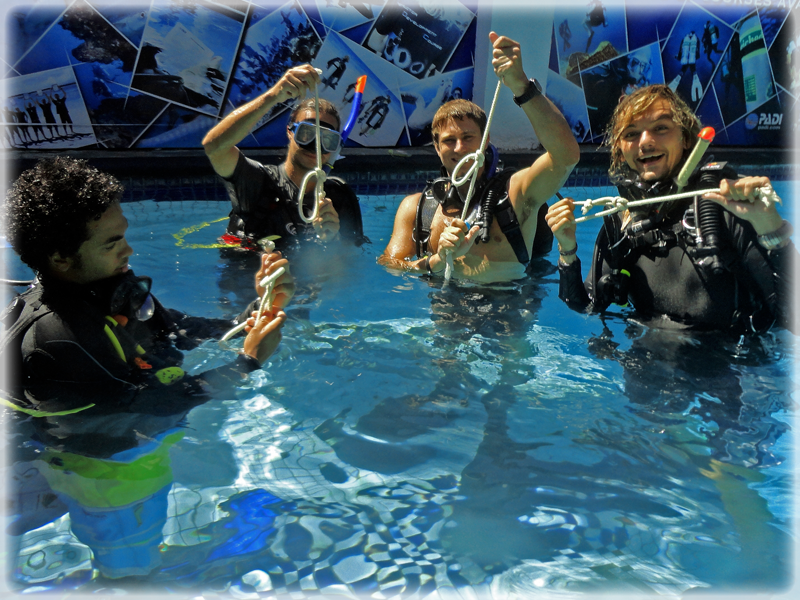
[513,78,542,106]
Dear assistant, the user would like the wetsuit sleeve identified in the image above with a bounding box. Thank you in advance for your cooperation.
[557,258,591,311]
[731,216,798,332]
[557,225,615,313]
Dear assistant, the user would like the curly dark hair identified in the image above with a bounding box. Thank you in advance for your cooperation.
[4,157,123,274]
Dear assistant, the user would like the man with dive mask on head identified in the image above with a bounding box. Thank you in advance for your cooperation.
[1,157,294,417]
[203,64,368,251]
[378,32,579,283]
[546,84,796,332]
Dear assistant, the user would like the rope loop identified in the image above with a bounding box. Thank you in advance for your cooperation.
[296,78,327,224]
[443,80,503,281]
[452,151,485,187]
[298,167,326,223]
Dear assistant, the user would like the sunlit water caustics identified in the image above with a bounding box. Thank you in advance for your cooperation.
[3,183,796,598]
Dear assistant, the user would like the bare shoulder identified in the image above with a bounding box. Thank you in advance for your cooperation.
[394,191,423,223]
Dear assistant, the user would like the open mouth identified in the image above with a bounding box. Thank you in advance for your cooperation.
[638,153,664,166]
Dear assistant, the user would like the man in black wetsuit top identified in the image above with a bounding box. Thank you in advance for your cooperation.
[202,64,367,252]
[546,84,795,332]
[1,157,293,417]
[378,32,579,283]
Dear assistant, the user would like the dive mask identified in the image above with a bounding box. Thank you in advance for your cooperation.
[110,273,155,321]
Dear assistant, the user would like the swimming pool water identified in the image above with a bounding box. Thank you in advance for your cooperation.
[3,183,797,598]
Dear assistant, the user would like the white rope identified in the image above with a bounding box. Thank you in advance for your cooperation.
[219,266,286,343]
[443,79,504,280]
[574,184,781,223]
[297,77,326,224]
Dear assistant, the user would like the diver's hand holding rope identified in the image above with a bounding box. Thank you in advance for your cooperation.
[573,182,781,223]
[241,308,286,365]
[221,250,294,344]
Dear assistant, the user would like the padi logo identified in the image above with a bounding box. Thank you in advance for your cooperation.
[746,112,783,130]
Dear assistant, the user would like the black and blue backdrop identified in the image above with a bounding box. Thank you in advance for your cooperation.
[2,0,796,153]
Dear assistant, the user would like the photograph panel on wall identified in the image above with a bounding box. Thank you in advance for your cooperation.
[3,3,65,69]
[767,10,799,96]
[242,28,405,149]
[624,1,681,53]
[758,2,794,49]
[134,104,218,148]
[544,70,591,144]
[694,81,729,145]
[4,66,96,149]
[723,89,791,146]
[92,4,150,49]
[400,67,473,146]
[737,12,777,113]
[661,3,736,112]
[315,30,406,147]
[131,0,247,116]
[579,42,664,141]
[554,0,628,79]
[361,0,475,80]
[12,0,139,78]
[72,61,168,148]
[224,0,323,129]
[315,0,385,33]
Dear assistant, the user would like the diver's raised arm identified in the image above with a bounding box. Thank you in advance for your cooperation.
[489,32,579,216]
[202,64,321,178]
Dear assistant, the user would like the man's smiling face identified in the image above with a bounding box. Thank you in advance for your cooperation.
[619,99,691,182]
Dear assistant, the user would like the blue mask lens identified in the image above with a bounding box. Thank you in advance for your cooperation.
[291,121,341,153]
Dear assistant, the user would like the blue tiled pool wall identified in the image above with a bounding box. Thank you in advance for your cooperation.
[120,163,797,203]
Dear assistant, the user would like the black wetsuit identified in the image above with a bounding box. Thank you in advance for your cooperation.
[558,165,796,331]
[0,272,261,417]
[222,155,368,250]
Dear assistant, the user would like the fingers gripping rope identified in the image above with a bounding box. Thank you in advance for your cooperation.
[756,183,782,208]
[220,267,286,344]
[443,80,504,281]
[573,186,782,223]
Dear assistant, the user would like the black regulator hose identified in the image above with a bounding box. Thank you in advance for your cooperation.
[476,177,506,244]
[695,170,726,275]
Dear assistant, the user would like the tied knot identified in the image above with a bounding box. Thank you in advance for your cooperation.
[756,184,781,208]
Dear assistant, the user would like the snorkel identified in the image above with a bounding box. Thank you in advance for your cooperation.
[323,75,367,175]
[297,74,366,224]
[675,126,715,193]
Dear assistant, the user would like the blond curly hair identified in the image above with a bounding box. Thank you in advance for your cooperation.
[605,84,701,178]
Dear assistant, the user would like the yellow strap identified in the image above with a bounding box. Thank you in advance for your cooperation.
[173,217,230,248]
[1,396,95,417]
[103,320,126,362]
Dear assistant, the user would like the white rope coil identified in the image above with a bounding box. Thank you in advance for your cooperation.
[220,266,286,343]
[574,184,781,223]
[297,82,326,224]
[444,79,504,280]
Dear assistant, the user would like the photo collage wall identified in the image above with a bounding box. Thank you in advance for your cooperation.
[2,0,796,151]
